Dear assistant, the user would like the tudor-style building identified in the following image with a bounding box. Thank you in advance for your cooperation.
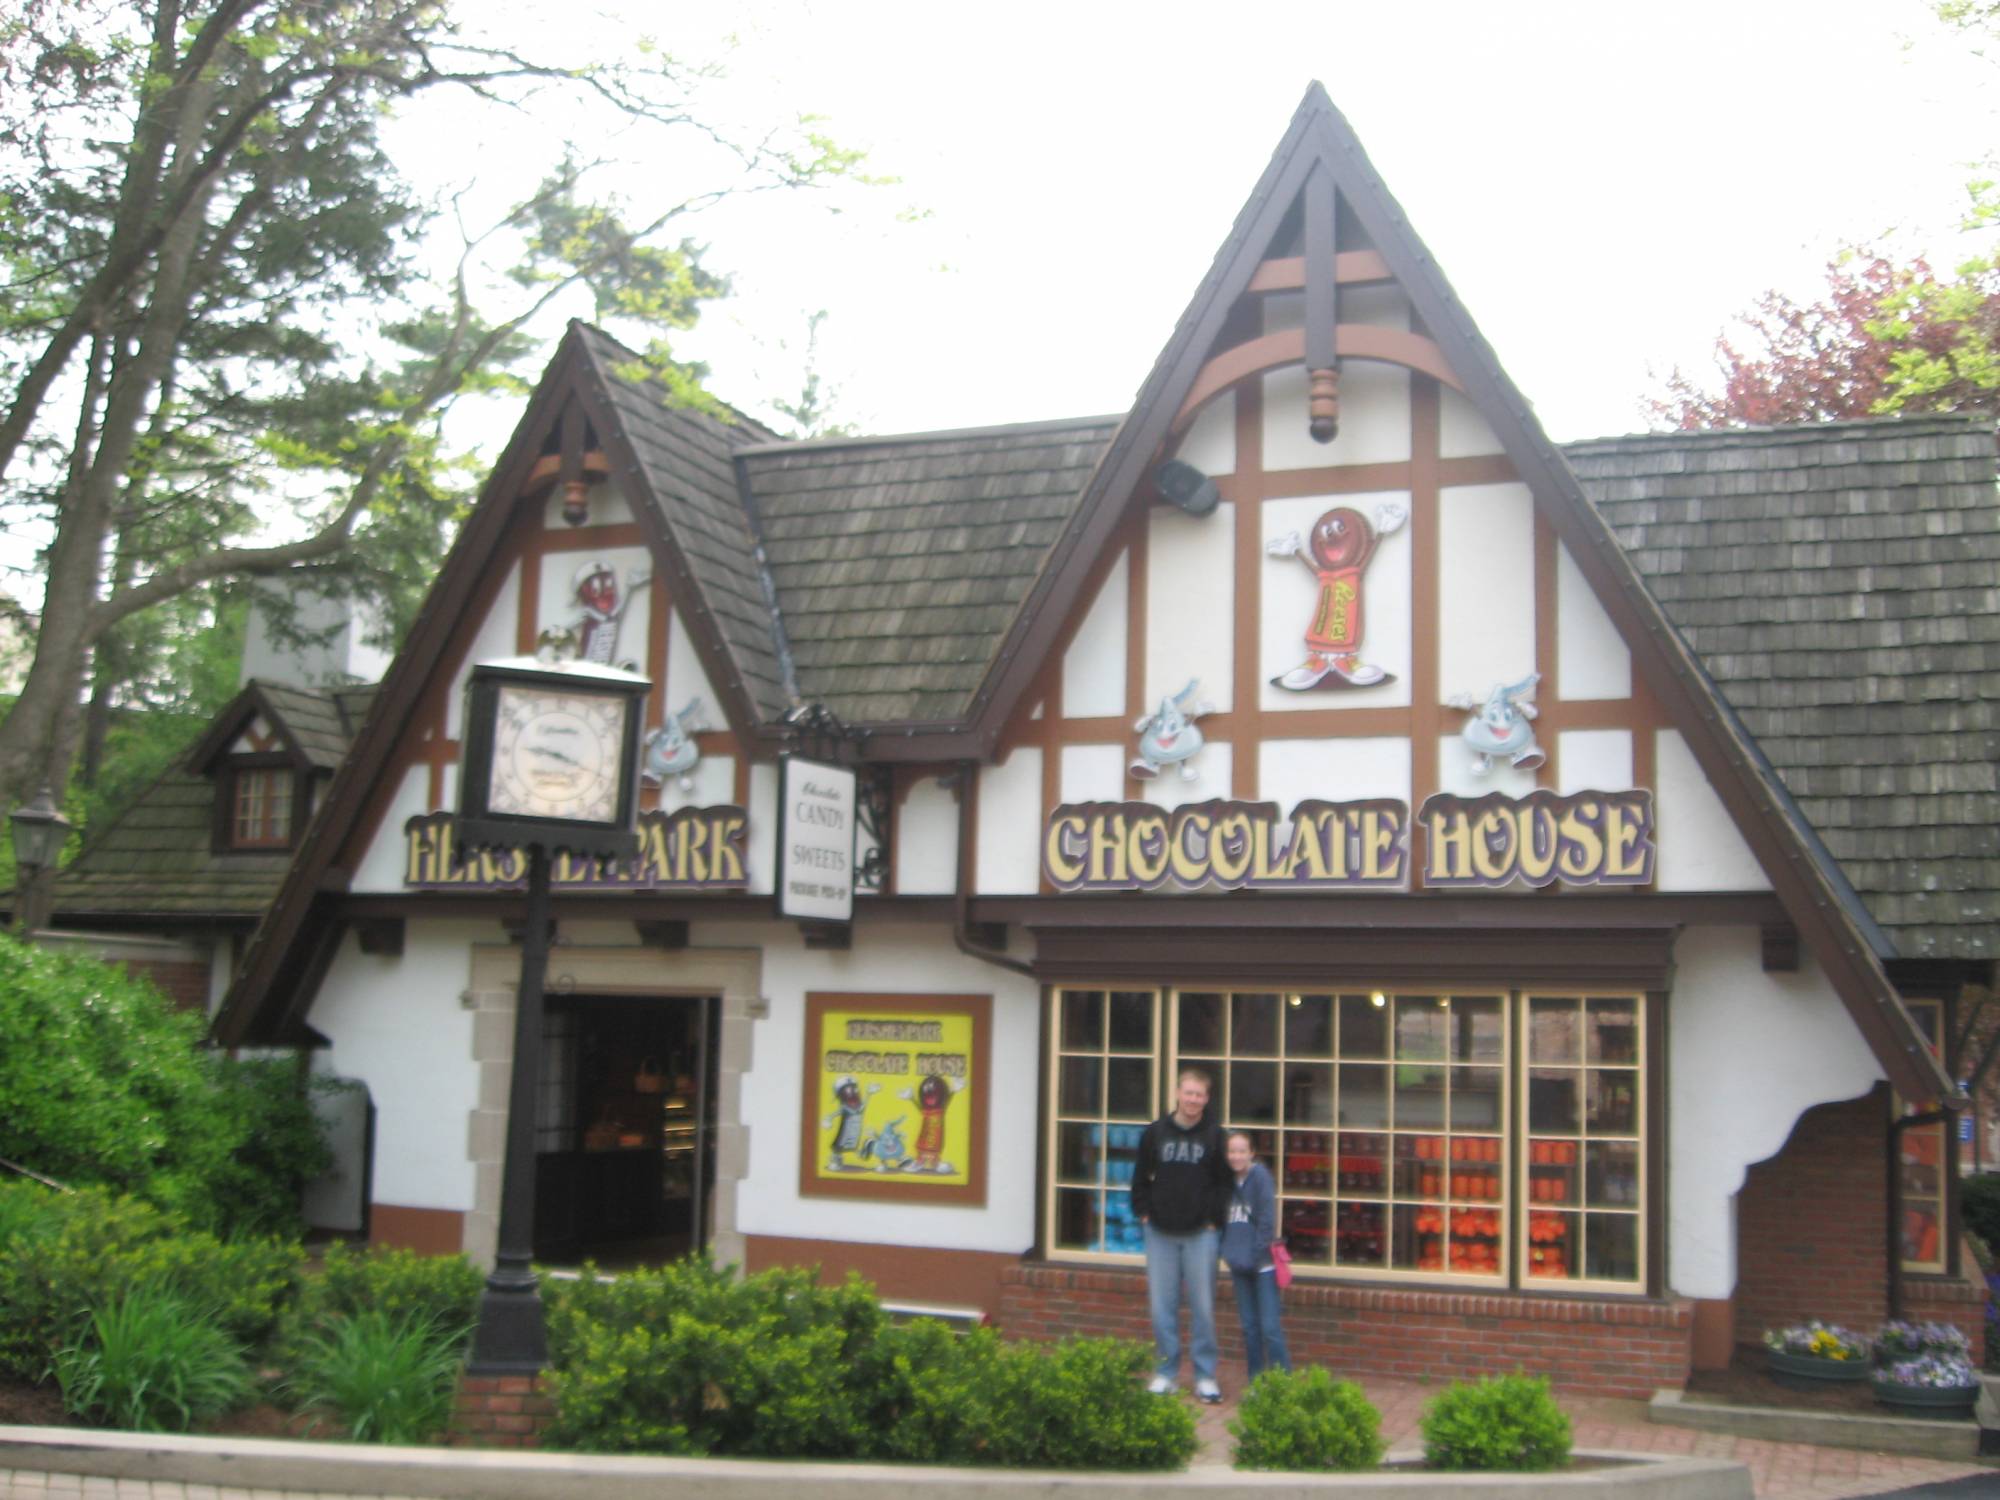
[208,85,1988,1394]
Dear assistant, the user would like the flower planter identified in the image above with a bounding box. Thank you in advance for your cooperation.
[1872,1377,1978,1414]
[1766,1349,1870,1391]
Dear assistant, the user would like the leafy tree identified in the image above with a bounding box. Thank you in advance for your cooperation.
[0,0,865,889]
[1647,251,2000,430]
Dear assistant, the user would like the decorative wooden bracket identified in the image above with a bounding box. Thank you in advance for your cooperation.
[801,921,852,951]
[635,920,690,950]
[558,400,590,526]
[1761,921,1800,973]
[355,917,404,957]
[1303,164,1339,443]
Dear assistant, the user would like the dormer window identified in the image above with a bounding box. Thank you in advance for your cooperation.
[231,765,295,849]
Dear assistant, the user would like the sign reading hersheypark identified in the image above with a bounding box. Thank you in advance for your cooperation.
[1042,789,1654,893]
[404,808,749,890]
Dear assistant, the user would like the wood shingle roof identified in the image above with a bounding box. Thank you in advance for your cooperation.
[1569,415,2000,964]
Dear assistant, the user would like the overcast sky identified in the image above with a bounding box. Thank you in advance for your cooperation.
[421,0,1998,446]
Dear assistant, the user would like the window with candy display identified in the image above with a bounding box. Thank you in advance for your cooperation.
[1043,986,1648,1292]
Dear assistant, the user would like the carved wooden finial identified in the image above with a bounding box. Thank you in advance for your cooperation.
[560,478,589,527]
[1309,366,1341,442]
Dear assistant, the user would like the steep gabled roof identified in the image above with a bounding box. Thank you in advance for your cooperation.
[1572,416,2000,965]
[52,681,368,925]
[737,417,1119,723]
[213,86,1961,1101]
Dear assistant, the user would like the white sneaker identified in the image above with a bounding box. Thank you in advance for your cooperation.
[1195,1378,1223,1404]
[1147,1375,1176,1395]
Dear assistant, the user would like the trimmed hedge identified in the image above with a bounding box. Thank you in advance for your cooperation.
[544,1257,1197,1468]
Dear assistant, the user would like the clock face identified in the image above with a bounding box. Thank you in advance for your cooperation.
[487,684,629,823]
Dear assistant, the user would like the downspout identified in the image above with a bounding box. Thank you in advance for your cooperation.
[952,759,1033,978]
[1887,1102,1957,1321]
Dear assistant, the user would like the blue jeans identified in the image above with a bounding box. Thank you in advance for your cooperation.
[1144,1223,1220,1384]
[1230,1267,1291,1377]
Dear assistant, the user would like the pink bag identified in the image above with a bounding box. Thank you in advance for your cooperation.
[1270,1240,1293,1289]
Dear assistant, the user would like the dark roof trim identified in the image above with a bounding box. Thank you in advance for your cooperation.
[183,682,314,776]
[214,327,603,1046]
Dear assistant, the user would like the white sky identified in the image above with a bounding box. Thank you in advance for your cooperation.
[7,0,1994,619]
[419,0,1999,446]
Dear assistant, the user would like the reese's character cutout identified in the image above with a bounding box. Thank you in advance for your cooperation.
[898,1073,965,1174]
[1266,501,1407,690]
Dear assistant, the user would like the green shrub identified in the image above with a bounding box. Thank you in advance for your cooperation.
[543,1258,1196,1469]
[278,1243,483,1367]
[284,1308,463,1444]
[545,1259,889,1457]
[0,934,329,1236]
[53,1286,254,1433]
[1420,1372,1572,1473]
[0,1186,301,1379]
[1229,1366,1383,1472]
[1963,1174,2000,1252]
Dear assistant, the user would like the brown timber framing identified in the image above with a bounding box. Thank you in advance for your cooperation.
[216,86,1955,1105]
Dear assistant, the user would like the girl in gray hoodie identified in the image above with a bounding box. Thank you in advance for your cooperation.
[1219,1130,1291,1378]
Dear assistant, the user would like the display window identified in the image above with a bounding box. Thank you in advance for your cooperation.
[1898,997,1948,1274]
[1043,985,1648,1293]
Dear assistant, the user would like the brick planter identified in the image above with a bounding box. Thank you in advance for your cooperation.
[998,1263,1693,1399]
[453,1373,555,1448]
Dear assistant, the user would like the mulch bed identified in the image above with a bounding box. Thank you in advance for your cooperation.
[0,1375,329,1438]
[1683,1345,1977,1422]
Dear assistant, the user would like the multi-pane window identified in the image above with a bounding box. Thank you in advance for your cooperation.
[1521,995,1643,1288]
[1044,985,1648,1292]
[230,767,293,848]
[1049,990,1161,1257]
[1899,998,1947,1273]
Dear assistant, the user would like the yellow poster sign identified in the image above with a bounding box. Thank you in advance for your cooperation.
[799,993,990,1205]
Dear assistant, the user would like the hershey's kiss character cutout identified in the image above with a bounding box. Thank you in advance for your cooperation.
[898,1073,966,1174]
[820,1075,880,1172]
[1267,500,1408,690]
[546,558,652,668]
[869,1116,913,1173]
[1130,678,1216,781]
[1448,672,1546,774]
[640,697,711,791]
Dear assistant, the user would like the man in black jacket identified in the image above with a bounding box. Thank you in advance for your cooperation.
[1130,1066,1229,1401]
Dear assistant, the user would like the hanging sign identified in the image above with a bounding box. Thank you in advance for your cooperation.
[778,755,857,923]
[403,807,747,890]
[1042,788,1654,893]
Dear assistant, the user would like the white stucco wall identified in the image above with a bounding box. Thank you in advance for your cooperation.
[1439,385,1505,460]
[1145,502,1235,712]
[715,917,1042,1254]
[350,764,433,894]
[975,750,1043,894]
[1062,553,1128,720]
[1557,729,1633,794]
[1437,481,1536,705]
[1556,542,1631,701]
[540,477,631,531]
[1668,927,1884,1299]
[1174,393,1236,477]
[896,775,960,895]
[441,564,522,740]
[310,920,502,1212]
[1260,736,1408,811]
[1655,730,1769,891]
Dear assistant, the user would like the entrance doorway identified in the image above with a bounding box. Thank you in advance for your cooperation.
[532,993,718,1267]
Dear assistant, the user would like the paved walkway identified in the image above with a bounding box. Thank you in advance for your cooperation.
[1,1363,1995,1499]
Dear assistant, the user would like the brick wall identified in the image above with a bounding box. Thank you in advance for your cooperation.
[453,1374,554,1448]
[998,1264,1693,1399]
[1733,1083,1987,1364]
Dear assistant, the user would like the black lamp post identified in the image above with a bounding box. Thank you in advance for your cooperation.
[456,657,648,1375]
[9,785,70,934]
